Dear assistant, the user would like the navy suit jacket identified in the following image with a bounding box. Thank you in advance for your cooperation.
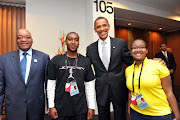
[0,49,49,120]
[86,38,134,106]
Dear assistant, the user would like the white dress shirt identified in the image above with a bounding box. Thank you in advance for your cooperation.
[98,36,111,66]
[161,51,168,58]
[19,48,32,84]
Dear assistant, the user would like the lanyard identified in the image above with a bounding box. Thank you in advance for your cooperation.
[65,54,78,80]
[132,62,143,93]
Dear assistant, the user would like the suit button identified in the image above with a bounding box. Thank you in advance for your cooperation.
[25,86,27,88]
[25,100,27,103]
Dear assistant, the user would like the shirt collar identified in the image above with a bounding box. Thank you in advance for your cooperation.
[133,57,148,67]
[19,48,32,56]
[98,36,110,45]
[161,50,167,54]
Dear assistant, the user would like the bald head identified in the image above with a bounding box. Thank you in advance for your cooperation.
[17,29,32,37]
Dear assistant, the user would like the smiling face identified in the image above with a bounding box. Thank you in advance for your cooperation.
[94,18,110,41]
[131,39,148,63]
[66,32,79,52]
[17,29,33,51]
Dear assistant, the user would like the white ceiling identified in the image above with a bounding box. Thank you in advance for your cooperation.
[0,0,180,15]
[0,0,25,4]
[1,0,180,32]
[114,8,180,32]
[114,0,180,32]
[124,0,180,15]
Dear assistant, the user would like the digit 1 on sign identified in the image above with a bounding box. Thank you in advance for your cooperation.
[94,0,98,12]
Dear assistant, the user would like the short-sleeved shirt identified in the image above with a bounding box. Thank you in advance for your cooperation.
[48,54,95,117]
[126,57,171,116]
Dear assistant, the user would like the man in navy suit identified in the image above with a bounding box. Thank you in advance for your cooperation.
[155,43,176,86]
[86,17,134,120]
[0,29,49,120]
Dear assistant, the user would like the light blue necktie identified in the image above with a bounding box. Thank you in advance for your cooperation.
[21,52,28,82]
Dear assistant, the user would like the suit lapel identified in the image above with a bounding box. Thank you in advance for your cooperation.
[167,52,170,59]
[108,38,117,70]
[26,50,38,85]
[11,50,25,84]
[92,41,106,70]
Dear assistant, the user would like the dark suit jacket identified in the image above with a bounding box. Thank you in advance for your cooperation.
[155,51,176,74]
[0,49,49,120]
[86,38,134,106]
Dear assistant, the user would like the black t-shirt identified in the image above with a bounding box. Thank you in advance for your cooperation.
[48,54,95,117]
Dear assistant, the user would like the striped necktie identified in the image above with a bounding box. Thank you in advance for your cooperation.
[163,52,168,61]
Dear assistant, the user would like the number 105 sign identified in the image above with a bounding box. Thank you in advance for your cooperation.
[94,0,114,14]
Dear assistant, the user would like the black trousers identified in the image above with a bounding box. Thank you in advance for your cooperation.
[26,110,44,120]
[97,86,127,120]
[53,114,87,120]
[26,108,29,120]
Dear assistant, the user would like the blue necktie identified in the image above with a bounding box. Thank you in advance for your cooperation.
[21,53,28,82]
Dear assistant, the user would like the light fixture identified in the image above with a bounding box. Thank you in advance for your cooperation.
[159,27,162,30]
[128,23,131,26]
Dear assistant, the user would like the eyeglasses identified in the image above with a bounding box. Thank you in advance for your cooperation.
[17,36,31,40]
[131,46,146,50]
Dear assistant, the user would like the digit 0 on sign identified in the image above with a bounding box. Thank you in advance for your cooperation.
[94,0,114,14]
[99,1,106,13]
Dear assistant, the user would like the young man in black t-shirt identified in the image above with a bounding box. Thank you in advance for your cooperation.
[47,32,95,120]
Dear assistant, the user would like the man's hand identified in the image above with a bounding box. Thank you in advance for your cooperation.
[169,69,174,74]
[49,107,58,119]
[87,109,94,120]
[153,58,166,66]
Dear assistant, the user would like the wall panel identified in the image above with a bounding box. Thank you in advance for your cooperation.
[167,30,180,86]
[115,26,166,58]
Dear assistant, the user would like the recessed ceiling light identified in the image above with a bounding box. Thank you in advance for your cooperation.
[159,27,162,30]
[128,23,131,26]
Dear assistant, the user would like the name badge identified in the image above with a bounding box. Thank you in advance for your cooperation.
[136,94,149,110]
[70,81,79,96]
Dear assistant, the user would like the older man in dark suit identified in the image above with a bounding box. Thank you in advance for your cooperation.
[155,43,176,86]
[0,29,49,120]
[86,17,134,120]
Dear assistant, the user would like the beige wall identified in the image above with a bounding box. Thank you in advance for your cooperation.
[26,0,93,58]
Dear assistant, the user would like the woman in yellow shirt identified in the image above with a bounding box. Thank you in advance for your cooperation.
[126,39,180,120]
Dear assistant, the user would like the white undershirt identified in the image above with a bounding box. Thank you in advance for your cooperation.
[47,79,96,109]
[19,48,32,84]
